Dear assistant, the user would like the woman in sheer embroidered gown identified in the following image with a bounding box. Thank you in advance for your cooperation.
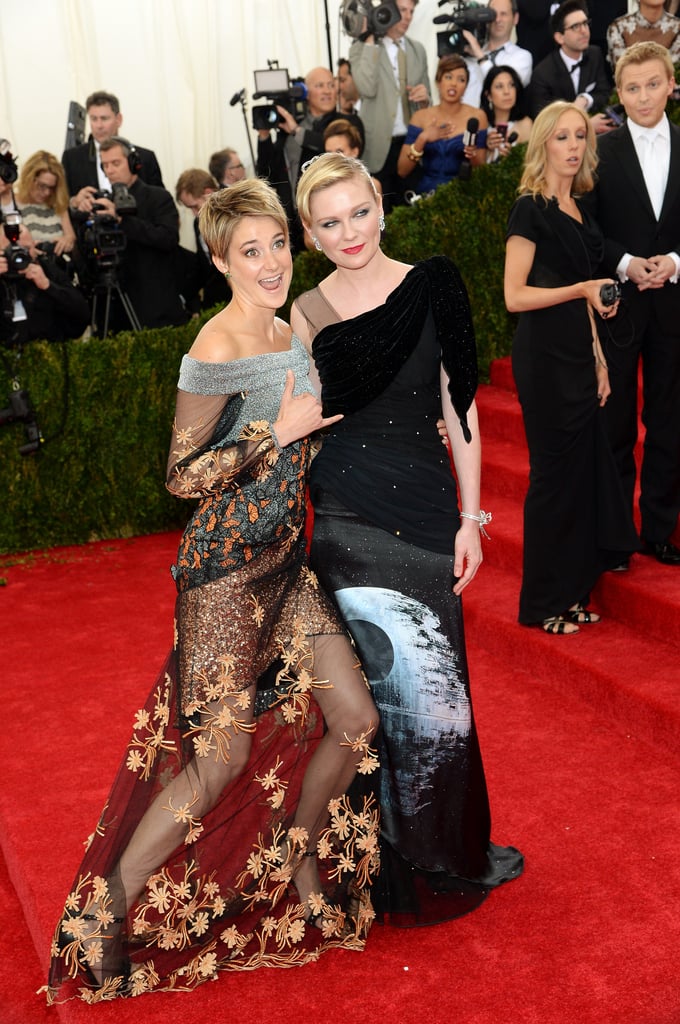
[45,179,379,1004]
[290,153,523,926]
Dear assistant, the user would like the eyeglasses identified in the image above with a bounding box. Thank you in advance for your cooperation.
[564,17,591,32]
[34,181,56,192]
[226,163,244,172]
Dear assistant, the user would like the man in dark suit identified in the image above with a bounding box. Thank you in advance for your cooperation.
[83,137,186,333]
[175,168,231,313]
[528,1,613,129]
[63,91,163,214]
[587,41,680,565]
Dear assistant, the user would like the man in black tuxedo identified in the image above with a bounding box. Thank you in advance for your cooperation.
[63,91,163,214]
[587,41,680,565]
[528,1,612,129]
[175,168,231,313]
[83,137,186,333]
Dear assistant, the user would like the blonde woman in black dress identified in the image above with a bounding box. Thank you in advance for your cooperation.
[504,102,638,634]
[292,153,523,926]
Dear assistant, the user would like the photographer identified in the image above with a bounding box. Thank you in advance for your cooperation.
[64,90,163,214]
[349,0,430,211]
[461,0,533,107]
[255,66,364,249]
[78,137,187,332]
[0,221,89,345]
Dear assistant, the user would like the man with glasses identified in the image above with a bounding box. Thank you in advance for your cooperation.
[208,148,247,188]
[528,1,612,127]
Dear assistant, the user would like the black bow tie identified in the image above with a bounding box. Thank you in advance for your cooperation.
[570,60,583,72]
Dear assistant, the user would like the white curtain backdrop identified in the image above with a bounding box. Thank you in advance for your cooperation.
[0,1,440,245]
[0,1,635,244]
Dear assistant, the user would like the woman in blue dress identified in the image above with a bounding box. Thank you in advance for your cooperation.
[396,54,487,194]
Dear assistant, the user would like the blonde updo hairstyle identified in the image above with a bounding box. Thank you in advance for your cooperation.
[519,101,597,198]
[296,152,378,229]
[198,177,289,262]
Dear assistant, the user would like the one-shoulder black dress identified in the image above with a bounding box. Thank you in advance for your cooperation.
[294,256,524,926]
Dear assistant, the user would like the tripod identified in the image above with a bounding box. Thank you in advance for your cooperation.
[90,264,142,339]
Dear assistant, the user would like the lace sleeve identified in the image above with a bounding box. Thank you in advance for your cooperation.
[165,388,279,500]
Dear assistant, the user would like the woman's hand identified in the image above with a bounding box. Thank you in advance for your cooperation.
[486,129,510,158]
[436,416,450,447]
[421,119,454,145]
[272,369,343,447]
[583,278,620,319]
[453,518,482,595]
[54,234,75,256]
[595,361,611,407]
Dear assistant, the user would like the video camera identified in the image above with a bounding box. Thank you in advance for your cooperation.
[251,64,308,131]
[92,182,137,215]
[80,183,136,267]
[339,0,401,39]
[434,0,496,56]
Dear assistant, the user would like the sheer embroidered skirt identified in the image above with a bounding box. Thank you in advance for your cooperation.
[46,535,379,1003]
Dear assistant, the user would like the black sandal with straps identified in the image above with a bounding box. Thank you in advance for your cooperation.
[542,615,579,635]
[566,603,601,625]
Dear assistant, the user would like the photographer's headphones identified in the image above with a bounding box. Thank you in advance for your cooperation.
[105,136,143,175]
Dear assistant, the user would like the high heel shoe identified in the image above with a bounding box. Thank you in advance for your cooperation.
[78,872,130,994]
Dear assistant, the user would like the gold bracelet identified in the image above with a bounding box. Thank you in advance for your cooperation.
[409,143,424,161]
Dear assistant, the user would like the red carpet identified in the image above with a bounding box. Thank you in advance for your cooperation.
[2,360,680,1024]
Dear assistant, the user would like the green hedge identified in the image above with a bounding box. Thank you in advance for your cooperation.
[0,151,523,555]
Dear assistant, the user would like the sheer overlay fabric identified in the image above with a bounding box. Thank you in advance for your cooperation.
[46,338,379,1003]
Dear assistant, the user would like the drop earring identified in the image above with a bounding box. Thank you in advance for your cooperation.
[379,213,385,232]
[312,236,323,252]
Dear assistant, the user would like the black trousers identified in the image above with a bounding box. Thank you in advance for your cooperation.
[604,305,680,544]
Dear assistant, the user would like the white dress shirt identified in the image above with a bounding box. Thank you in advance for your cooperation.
[617,115,679,282]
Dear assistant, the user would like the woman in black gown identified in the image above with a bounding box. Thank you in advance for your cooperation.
[291,153,523,926]
[504,102,639,634]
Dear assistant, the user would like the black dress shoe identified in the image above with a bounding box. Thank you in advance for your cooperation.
[641,540,680,565]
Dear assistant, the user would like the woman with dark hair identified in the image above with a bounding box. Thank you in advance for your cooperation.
[46,178,379,1003]
[481,65,533,162]
[292,152,523,926]
[396,54,487,193]
[504,102,638,634]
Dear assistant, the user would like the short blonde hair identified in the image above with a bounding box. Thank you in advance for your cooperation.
[296,152,377,226]
[614,40,675,90]
[16,150,69,214]
[198,178,288,261]
[519,101,597,198]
